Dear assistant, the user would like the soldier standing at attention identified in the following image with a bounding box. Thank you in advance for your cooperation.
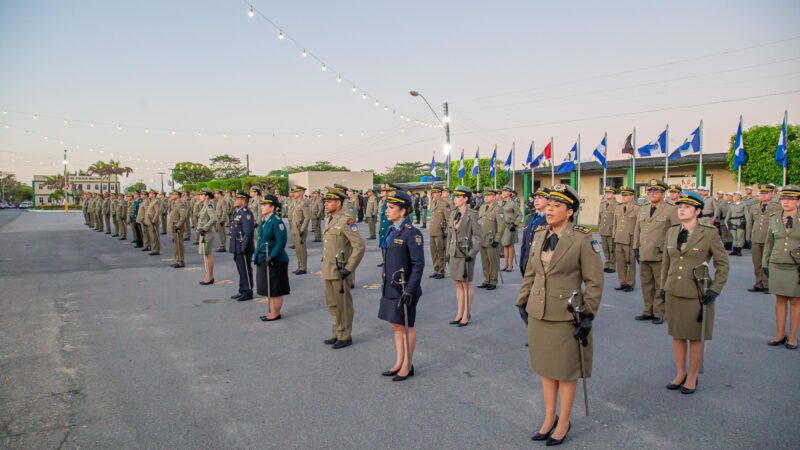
[131,192,144,248]
[500,185,520,272]
[420,190,429,229]
[613,187,639,292]
[192,192,203,246]
[321,188,365,349]
[447,186,482,327]
[377,184,394,267]
[365,189,379,239]
[254,194,290,321]
[725,191,747,256]
[182,191,192,241]
[719,192,733,250]
[94,193,103,232]
[197,188,218,285]
[428,185,449,279]
[82,194,90,226]
[249,186,263,226]
[229,191,255,301]
[110,193,119,237]
[214,190,228,253]
[747,184,781,293]
[696,187,717,227]
[520,188,549,277]
[168,190,187,268]
[633,180,679,324]
[136,192,150,250]
[145,190,161,255]
[477,188,504,290]
[517,184,603,445]
[762,185,800,349]
[598,187,618,273]
[661,191,729,394]
[288,186,311,275]
[116,194,128,240]
[103,192,112,234]
[159,192,168,235]
[311,189,324,242]
[667,184,682,205]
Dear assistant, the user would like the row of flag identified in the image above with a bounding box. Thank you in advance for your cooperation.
[429,113,790,180]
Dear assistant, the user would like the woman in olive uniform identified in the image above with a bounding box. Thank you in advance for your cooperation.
[516,184,603,445]
[763,185,800,349]
[660,192,729,394]
[447,186,482,327]
[254,194,290,321]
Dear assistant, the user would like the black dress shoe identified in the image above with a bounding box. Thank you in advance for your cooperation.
[532,416,559,441]
[614,285,626,290]
[149,252,160,256]
[785,342,798,349]
[231,293,243,299]
[171,264,181,268]
[118,237,126,240]
[259,314,282,321]
[457,321,469,327]
[448,318,462,325]
[485,284,496,290]
[652,317,665,324]
[216,248,226,253]
[192,242,199,245]
[622,285,634,292]
[111,234,118,237]
[295,270,307,275]
[546,422,571,446]
[747,286,765,292]
[199,279,214,285]
[382,368,400,376]
[666,374,687,390]
[392,366,414,382]
[435,273,445,279]
[331,338,352,349]
[377,263,384,267]
[141,248,150,252]
[768,336,787,346]
[237,293,253,301]
[477,283,488,288]
[680,379,698,394]
[635,314,654,321]
[323,337,338,345]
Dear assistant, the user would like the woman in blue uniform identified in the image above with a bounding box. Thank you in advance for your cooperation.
[254,194,290,321]
[378,191,425,381]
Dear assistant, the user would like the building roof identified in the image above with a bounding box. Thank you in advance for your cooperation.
[520,152,728,175]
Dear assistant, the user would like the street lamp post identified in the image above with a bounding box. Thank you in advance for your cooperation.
[63,149,69,212]
[410,90,451,188]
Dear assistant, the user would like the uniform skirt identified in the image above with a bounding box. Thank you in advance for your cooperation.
[501,227,518,246]
[256,261,291,297]
[665,294,714,340]
[378,296,419,327]
[199,232,215,256]
[450,256,477,281]
[768,263,800,297]
[528,318,593,380]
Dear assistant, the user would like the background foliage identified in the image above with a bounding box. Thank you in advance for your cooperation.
[726,123,799,185]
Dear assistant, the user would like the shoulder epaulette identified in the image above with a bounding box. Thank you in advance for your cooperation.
[534,225,548,233]
[573,225,591,234]
[769,211,779,216]
[699,223,716,229]
[405,223,412,229]
[670,223,681,228]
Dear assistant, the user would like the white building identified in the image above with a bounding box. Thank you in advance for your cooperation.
[32,174,120,206]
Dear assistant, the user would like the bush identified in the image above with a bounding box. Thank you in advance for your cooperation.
[34,204,84,210]
[726,123,799,184]
[181,175,287,195]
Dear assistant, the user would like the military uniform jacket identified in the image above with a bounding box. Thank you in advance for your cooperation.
[248,197,262,225]
[146,198,161,226]
[446,207,482,259]
[378,200,392,248]
[215,198,228,225]
[110,198,118,218]
[633,202,679,261]
[725,201,747,229]
[478,202,505,248]
[661,224,729,297]
[192,199,203,221]
[520,212,547,274]
[290,198,311,235]
[196,201,218,233]
[701,197,718,220]
[312,198,324,221]
[180,198,191,226]
[102,197,111,215]
[428,198,449,238]
[763,212,800,266]
[716,200,729,223]
[613,202,640,245]
[597,199,617,237]
[747,202,782,243]
[117,199,127,221]
[381,218,425,300]
[130,198,142,221]
[254,214,289,265]
[168,199,188,231]
[500,199,521,239]
[229,207,255,255]
[136,199,149,224]
[365,196,378,217]
[94,198,103,215]
[343,198,357,219]
[516,225,603,321]
[321,211,365,280]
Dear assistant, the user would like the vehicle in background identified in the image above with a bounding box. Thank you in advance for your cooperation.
[18,200,32,209]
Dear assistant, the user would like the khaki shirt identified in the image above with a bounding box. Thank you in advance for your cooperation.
[215,198,227,225]
[763,212,800,266]
[168,198,188,231]
[613,202,640,245]
[321,210,365,280]
[428,198,450,238]
[633,201,679,261]
[136,199,149,225]
[196,200,218,232]
[747,201,782,243]
[725,201,747,228]
[290,198,311,235]
[145,198,161,226]
[597,199,617,237]
[447,206,482,259]
[365,196,379,217]
[478,202,505,248]
[500,199,521,239]
[661,224,729,297]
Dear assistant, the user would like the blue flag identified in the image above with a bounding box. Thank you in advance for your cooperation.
[458,149,465,180]
[472,148,480,176]
[556,143,577,174]
[592,136,607,169]
[669,126,700,160]
[429,155,437,178]
[776,114,788,168]
[489,147,497,178]
[733,118,747,170]
[504,148,513,178]
[525,143,533,169]
[638,129,667,157]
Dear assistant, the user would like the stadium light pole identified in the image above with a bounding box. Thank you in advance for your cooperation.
[410,90,451,188]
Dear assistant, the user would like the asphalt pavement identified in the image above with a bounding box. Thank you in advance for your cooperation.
[0,209,798,449]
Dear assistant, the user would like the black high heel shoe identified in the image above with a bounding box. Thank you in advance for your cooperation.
[768,336,787,346]
[546,421,571,446]
[531,416,558,441]
[391,366,414,382]
[382,368,400,376]
[666,374,687,390]
[680,378,699,395]
[449,317,462,325]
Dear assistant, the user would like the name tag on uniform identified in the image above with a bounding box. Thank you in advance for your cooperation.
[393,238,404,244]
[692,247,703,252]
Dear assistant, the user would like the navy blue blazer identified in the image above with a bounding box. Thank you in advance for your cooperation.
[229,207,255,255]
[381,219,425,301]
[520,212,546,275]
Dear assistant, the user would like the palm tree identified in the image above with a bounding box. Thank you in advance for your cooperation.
[87,161,109,193]
[44,174,66,190]
[107,160,133,193]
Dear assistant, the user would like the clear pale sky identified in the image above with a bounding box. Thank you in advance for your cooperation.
[1,0,799,188]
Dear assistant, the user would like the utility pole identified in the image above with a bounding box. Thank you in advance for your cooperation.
[158,172,165,193]
[63,149,69,211]
[246,154,251,177]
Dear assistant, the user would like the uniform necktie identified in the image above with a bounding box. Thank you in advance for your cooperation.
[677,228,688,251]
[623,206,627,213]
[542,233,559,252]
[650,206,656,217]
[761,204,766,213]
[787,216,794,229]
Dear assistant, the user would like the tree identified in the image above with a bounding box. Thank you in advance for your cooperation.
[378,161,429,184]
[173,161,214,185]
[48,189,65,203]
[209,154,247,179]
[280,160,350,174]
[447,157,510,190]
[44,174,66,190]
[726,123,799,185]
[86,161,110,193]
[107,160,133,192]
[125,182,147,194]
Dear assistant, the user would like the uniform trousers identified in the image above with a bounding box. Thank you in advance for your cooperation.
[421,208,427,227]
[233,252,254,295]
[601,234,615,269]
[324,279,354,340]
[104,214,111,233]
[367,216,377,239]
[430,236,446,274]
[216,222,227,249]
[640,260,664,317]
[292,232,308,271]
[171,229,185,264]
[313,219,322,241]
[147,223,160,253]
[480,245,499,285]
[615,242,636,287]
[751,242,769,289]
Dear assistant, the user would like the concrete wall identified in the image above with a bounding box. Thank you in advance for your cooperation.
[288,171,374,194]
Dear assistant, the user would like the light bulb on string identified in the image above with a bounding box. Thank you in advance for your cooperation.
[361,93,367,100]
[278,30,284,40]
[89,123,94,128]
[301,49,307,58]
[337,75,342,83]
[144,128,149,133]
[63,119,68,124]
[384,106,388,112]
[171,130,176,135]
[33,114,38,119]
[248,5,254,17]
[321,64,326,72]
[117,125,122,130]
[374,100,379,107]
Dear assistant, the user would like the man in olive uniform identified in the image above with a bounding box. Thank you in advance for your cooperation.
[747,183,781,293]
[499,186,520,271]
[365,189,379,239]
[477,188,505,290]
[110,194,119,236]
[428,185,449,279]
[321,188,366,349]
[289,185,311,275]
[742,186,756,249]
[192,192,204,245]
[214,190,228,252]
[81,194,90,226]
[310,189,324,242]
[168,190,188,267]
[697,186,717,227]
[116,194,128,240]
[158,192,167,235]
[633,180,679,323]
[183,191,193,241]
[717,192,733,249]
[725,191,747,256]
[137,192,150,250]
[196,188,218,285]
[249,186,263,226]
[101,192,111,234]
[667,184,682,205]
[145,190,161,255]
[377,184,394,267]
[420,191,429,228]
[598,186,618,273]
[613,186,639,291]
[92,193,102,231]
[229,191,255,300]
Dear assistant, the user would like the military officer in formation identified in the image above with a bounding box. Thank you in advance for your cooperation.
[633,180,679,324]
[613,186,639,292]
[365,188,379,239]
[667,184,682,205]
[289,185,311,275]
[320,187,365,349]
[214,190,228,252]
[249,186,263,226]
[477,188,504,290]
[763,185,800,349]
[725,191,747,256]
[499,185,520,272]
[447,186,482,327]
[167,190,188,268]
[696,186,716,226]
[197,188,219,285]
[597,186,618,273]
[229,191,256,301]
[427,185,450,279]
[377,184,394,267]
[519,187,549,277]
[145,189,162,255]
[747,183,782,293]
[310,189,324,242]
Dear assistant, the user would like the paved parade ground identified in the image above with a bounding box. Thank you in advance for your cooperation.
[0,209,798,449]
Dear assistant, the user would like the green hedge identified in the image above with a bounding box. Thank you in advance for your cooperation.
[181,175,287,195]
[34,204,84,210]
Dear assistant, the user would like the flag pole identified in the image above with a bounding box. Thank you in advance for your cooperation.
[783,110,788,185]
[512,141,516,191]
[632,128,637,189]
[531,140,535,194]
[603,132,608,189]
[699,119,705,188]
[550,137,555,185]
[576,133,581,224]
[664,124,669,182]
[477,147,481,192]
[494,144,498,190]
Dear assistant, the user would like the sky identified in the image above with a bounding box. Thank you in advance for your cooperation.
[1,0,799,188]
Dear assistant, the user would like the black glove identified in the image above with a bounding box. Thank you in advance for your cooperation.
[300,239,304,245]
[268,259,276,267]
[763,267,769,277]
[465,256,473,262]
[510,225,516,232]
[491,241,499,248]
[517,304,528,325]
[701,290,718,305]
[198,229,205,236]
[443,233,447,239]
[573,315,593,346]
[399,292,413,307]
[339,268,351,280]
[659,289,666,300]
[174,227,181,233]
[634,249,640,263]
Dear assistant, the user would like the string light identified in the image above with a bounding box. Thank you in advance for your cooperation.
[278,30,284,40]
[301,49,307,58]
[117,125,122,130]
[321,63,326,72]
[361,93,367,100]
[337,75,342,83]
[248,5,254,17]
